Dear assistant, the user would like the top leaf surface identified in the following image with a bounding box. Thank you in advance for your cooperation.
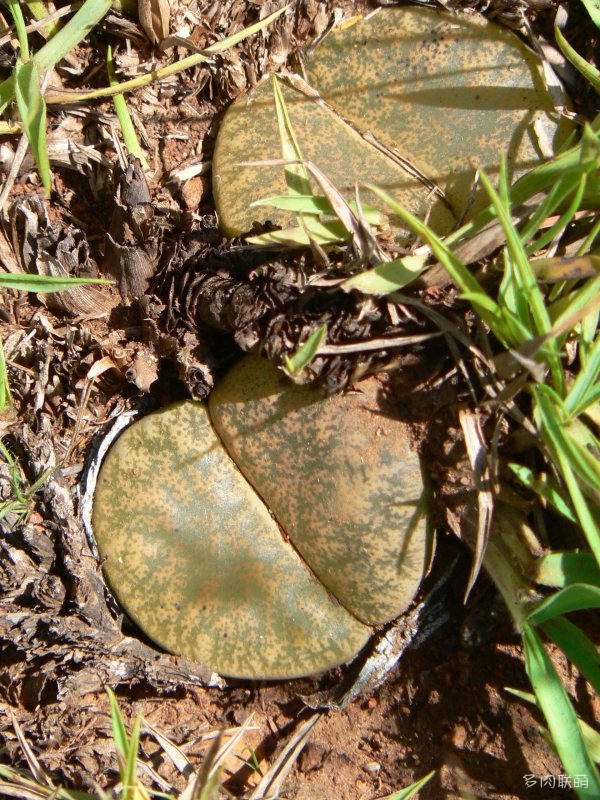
[213,7,575,237]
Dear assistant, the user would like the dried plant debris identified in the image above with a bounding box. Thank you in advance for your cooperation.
[103,156,159,302]
[1,196,115,316]
[158,232,445,394]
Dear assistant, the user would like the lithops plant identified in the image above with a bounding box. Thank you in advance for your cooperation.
[92,355,433,680]
[213,6,575,237]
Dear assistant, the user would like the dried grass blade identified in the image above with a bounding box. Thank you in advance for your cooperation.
[303,161,384,263]
[138,0,170,45]
[8,710,51,788]
[459,408,494,600]
[316,332,441,355]
[0,765,49,800]
[214,715,257,766]
[0,783,45,800]
[141,717,195,777]
[45,4,289,104]
[249,713,322,799]
[181,731,222,800]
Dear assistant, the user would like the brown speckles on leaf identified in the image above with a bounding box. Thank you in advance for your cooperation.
[93,356,433,679]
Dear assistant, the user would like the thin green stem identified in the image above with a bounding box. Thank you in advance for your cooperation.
[6,0,30,60]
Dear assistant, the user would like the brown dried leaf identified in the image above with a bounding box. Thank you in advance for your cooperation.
[138,0,170,45]
[3,196,114,315]
[458,408,494,601]
[103,235,156,301]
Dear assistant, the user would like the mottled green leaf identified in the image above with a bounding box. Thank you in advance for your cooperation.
[213,7,575,238]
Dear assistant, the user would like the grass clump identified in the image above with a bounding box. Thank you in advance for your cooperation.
[355,136,600,799]
[0,438,52,523]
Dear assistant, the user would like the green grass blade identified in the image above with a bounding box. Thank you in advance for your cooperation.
[534,387,600,559]
[0,274,110,292]
[33,0,113,74]
[0,341,12,414]
[14,59,51,196]
[379,771,435,800]
[6,0,30,60]
[439,128,598,257]
[530,171,588,253]
[555,25,600,91]
[122,716,141,800]
[546,413,600,499]
[534,552,600,588]
[542,616,600,694]
[197,768,222,800]
[107,45,147,167]
[251,194,386,225]
[272,76,313,199]
[41,4,288,106]
[341,255,429,295]
[579,122,600,173]
[1,1,283,111]
[1,0,111,112]
[580,721,600,765]
[247,218,358,247]
[251,194,331,214]
[580,0,600,27]
[526,584,600,625]
[504,688,600,765]
[549,272,600,326]
[24,0,62,39]
[520,169,582,247]
[203,5,290,54]
[504,686,537,704]
[504,130,600,215]
[284,324,327,375]
[0,76,15,115]
[365,183,506,333]
[509,464,578,523]
[523,624,600,799]
[565,334,600,417]
[478,167,562,389]
[106,687,129,762]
